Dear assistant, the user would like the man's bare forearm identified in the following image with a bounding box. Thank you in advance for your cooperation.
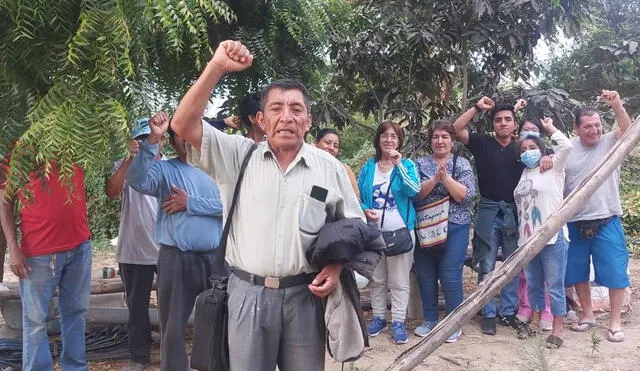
[0,191,18,250]
[171,62,227,150]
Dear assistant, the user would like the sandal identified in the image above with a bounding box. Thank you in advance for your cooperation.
[570,320,597,332]
[545,334,563,349]
[607,329,625,343]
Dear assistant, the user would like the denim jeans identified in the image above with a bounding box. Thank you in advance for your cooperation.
[525,230,569,316]
[478,212,519,317]
[20,240,92,371]
[414,222,470,322]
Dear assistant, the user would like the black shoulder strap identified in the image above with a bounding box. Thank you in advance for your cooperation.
[452,154,459,179]
[213,143,259,274]
[380,170,397,228]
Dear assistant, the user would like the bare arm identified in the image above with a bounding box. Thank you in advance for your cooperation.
[0,190,29,278]
[602,90,632,138]
[172,41,253,151]
[442,176,468,203]
[452,96,495,145]
[415,177,438,201]
[0,190,17,252]
[106,158,132,199]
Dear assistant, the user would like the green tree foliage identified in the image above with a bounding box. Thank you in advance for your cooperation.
[0,0,336,239]
[322,0,594,152]
[542,0,640,113]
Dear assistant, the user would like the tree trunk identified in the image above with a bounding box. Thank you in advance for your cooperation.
[387,115,640,371]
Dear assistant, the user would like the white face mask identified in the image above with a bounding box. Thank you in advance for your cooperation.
[519,130,540,140]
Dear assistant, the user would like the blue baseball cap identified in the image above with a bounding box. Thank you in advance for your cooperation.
[132,118,151,139]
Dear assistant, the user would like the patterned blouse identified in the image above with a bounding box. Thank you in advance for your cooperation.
[413,154,476,225]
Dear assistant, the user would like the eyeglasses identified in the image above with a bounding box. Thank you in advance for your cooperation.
[381,133,399,140]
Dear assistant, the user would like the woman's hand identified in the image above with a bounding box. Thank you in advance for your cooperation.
[388,150,402,165]
[540,117,557,134]
[364,209,379,223]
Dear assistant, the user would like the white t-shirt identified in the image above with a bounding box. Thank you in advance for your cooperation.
[114,159,161,265]
[372,166,406,231]
[515,131,572,246]
[564,131,622,222]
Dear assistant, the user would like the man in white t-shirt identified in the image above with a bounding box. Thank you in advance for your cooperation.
[106,118,163,370]
[564,90,632,343]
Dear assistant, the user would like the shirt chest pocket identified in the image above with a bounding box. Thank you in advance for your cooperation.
[299,194,328,236]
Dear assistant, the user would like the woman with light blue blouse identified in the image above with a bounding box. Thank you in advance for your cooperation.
[412,120,476,343]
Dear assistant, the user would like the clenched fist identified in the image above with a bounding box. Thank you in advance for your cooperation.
[210,40,254,73]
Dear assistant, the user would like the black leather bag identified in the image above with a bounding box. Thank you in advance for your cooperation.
[381,227,414,256]
[379,172,413,256]
[190,144,257,371]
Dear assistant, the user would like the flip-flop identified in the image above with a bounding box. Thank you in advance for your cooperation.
[607,329,625,342]
[570,320,597,332]
[546,335,563,349]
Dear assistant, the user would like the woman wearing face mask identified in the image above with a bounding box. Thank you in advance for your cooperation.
[513,118,572,349]
[412,120,476,343]
[313,128,359,199]
[516,118,554,331]
[357,121,420,345]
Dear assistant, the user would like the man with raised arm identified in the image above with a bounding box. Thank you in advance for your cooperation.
[453,98,549,336]
[126,111,223,371]
[564,90,632,343]
[171,40,364,370]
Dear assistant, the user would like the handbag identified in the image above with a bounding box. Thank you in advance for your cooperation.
[190,143,258,371]
[379,172,414,256]
[415,155,458,249]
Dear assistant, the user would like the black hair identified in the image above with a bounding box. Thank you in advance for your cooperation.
[574,107,599,127]
[260,79,311,112]
[490,103,515,122]
[315,128,340,142]
[519,118,542,133]
[517,134,546,155]
[239,94,261,128]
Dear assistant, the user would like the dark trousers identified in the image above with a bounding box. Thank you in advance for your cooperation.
[157,245,215,371]
[119,263,156,364]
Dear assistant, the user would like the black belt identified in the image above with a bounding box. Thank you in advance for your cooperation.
[232,268,315,289]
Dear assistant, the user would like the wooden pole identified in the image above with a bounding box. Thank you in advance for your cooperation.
[0,277,157,300]
[387,115,640,371]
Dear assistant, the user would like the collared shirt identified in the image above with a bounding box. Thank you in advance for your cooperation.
[187,120,365,277]
[127,139,223,252]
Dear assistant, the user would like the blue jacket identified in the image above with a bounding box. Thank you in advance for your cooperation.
[357,158,420,230]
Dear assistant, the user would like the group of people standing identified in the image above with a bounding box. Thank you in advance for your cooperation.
[0,38,633,371]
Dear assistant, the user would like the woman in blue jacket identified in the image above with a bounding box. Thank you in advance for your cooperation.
[358,120,420,345]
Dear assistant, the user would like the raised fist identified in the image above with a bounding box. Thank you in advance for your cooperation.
[210,40,254,73]
[540,117,557,134]
[148,111,170,143]
[476,96,495,111]
[601,90,622,108]
[514,98,527,112]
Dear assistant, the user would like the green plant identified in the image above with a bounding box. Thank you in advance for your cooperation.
[518,337,556,371]
[590,331,602,357]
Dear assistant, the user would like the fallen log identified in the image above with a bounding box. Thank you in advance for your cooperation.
[0,277,157,300]
[387,115,640,371]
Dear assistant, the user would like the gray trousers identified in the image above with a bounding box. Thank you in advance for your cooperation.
[156,245,215,371]
[227,273,325,371]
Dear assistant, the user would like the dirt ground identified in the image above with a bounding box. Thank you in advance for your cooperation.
[3,250,640,371]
